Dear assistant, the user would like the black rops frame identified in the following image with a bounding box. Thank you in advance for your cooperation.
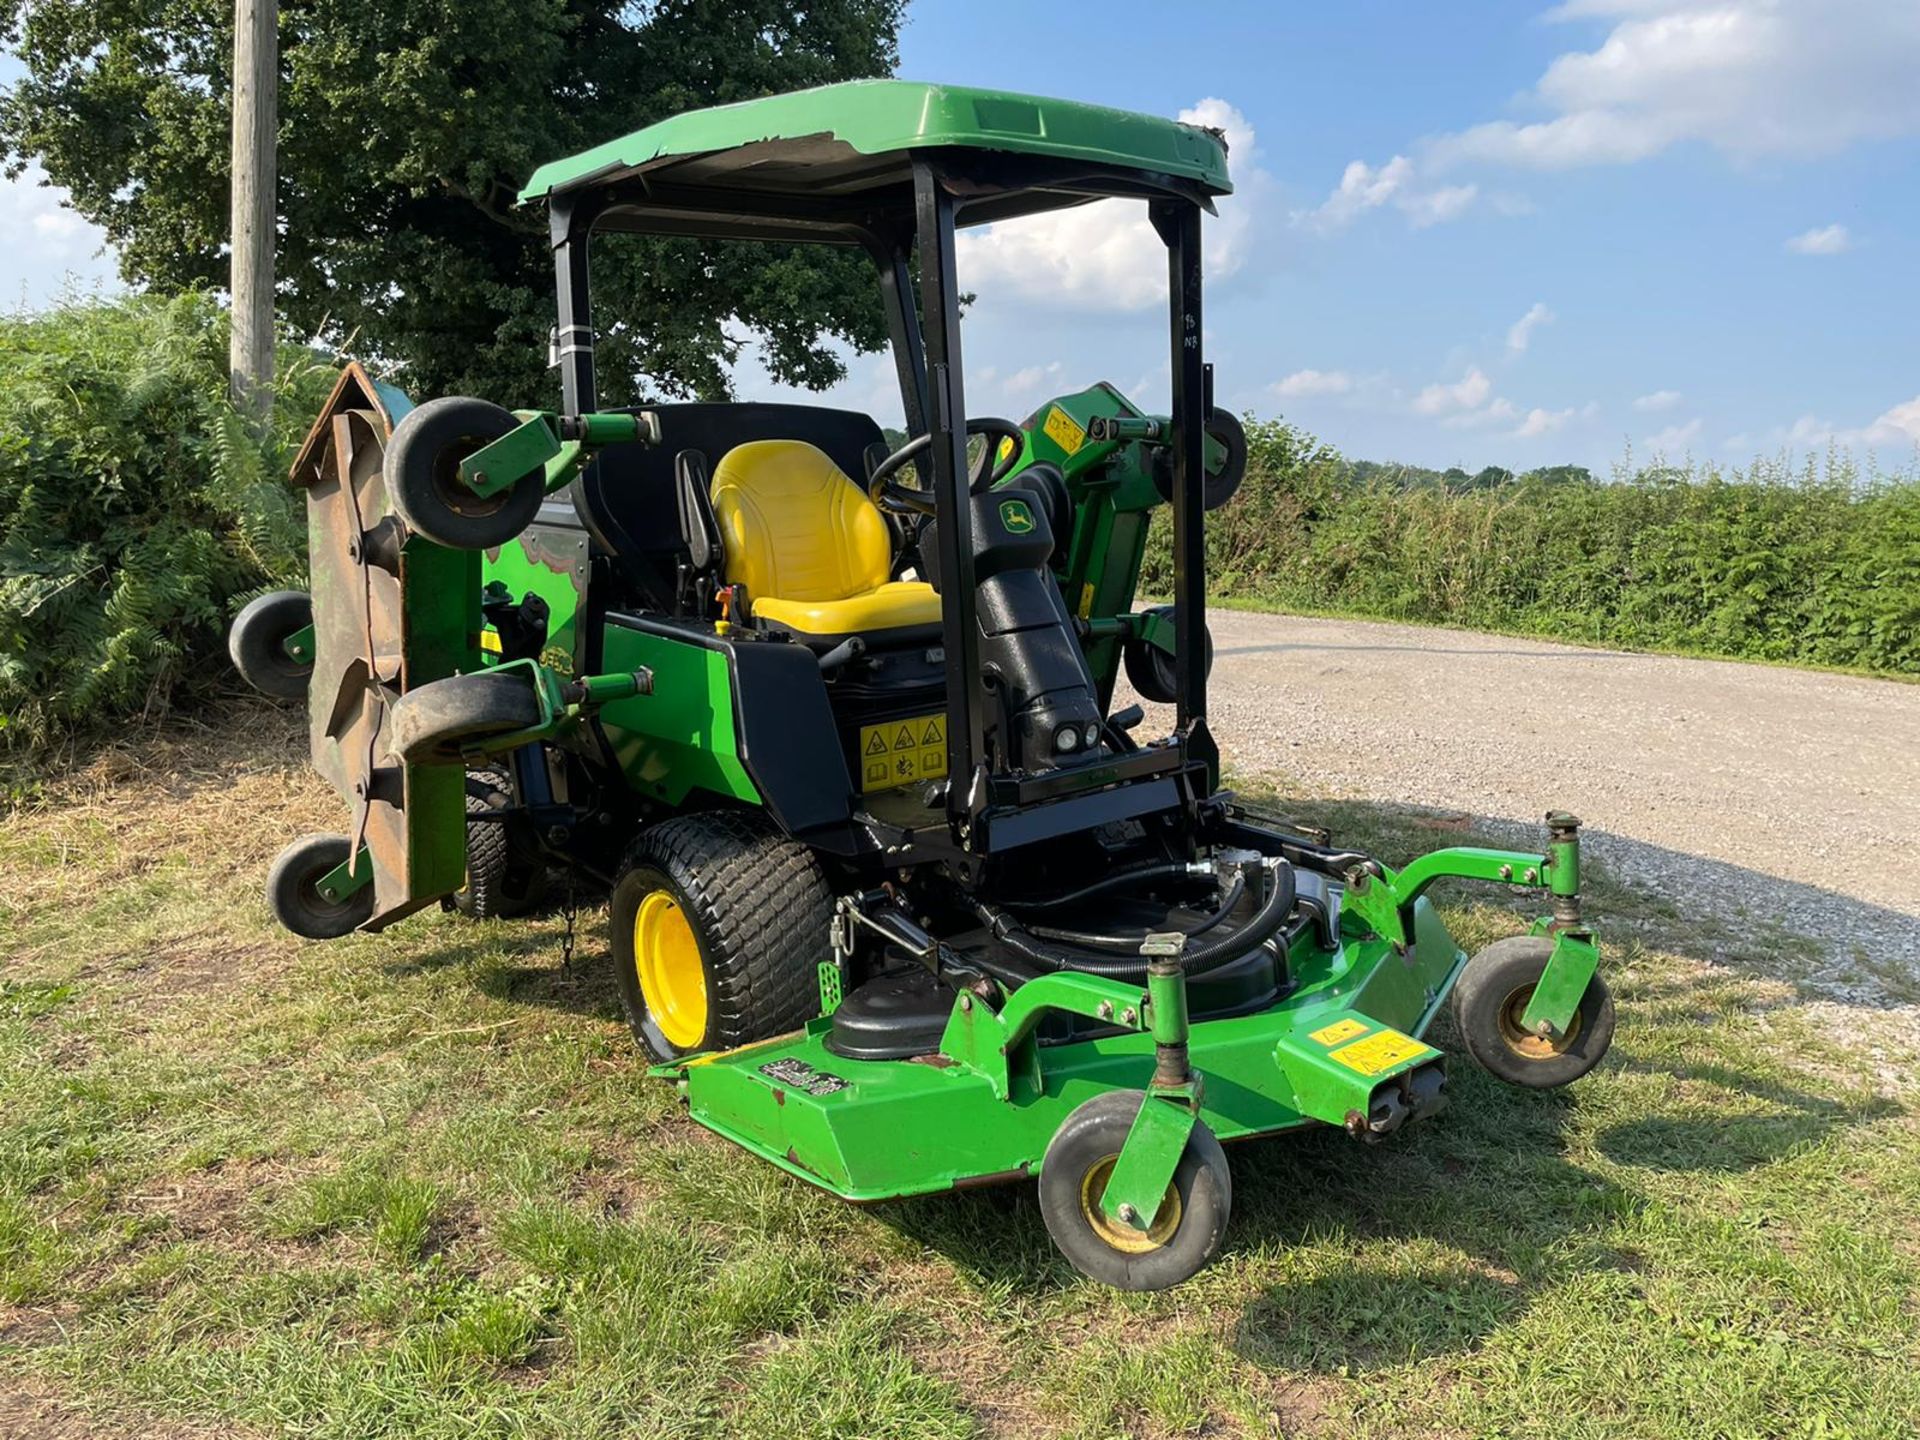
[544,149,1218,847]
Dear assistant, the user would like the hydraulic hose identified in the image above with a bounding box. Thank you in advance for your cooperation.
[970,860,1296,980]
[999,860,1207,914]
[1030,871,1248,953]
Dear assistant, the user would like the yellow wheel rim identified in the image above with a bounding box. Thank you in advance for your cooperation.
[1078,1154,1182,1255]
[1496,982,1581,1060]
[634,889,708,1049]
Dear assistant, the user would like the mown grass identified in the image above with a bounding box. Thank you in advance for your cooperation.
[1,702,1916,1438]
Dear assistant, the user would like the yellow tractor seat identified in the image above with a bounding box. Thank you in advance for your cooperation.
[709,439,941,637]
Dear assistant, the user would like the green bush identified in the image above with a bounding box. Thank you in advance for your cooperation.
[1141,419,1920,675]
[0,293,332,755]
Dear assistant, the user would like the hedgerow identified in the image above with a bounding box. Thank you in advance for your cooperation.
[1141,419,1920,675]
[0,293,332,757]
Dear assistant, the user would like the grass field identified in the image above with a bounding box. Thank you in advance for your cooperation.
[2,702,1916,1439]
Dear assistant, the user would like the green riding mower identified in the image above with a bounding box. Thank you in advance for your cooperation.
[233,80,1615,1289]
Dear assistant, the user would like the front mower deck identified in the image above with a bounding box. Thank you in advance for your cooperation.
[664,897,1463,1201]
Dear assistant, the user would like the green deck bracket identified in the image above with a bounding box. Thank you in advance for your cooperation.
[460,414,564,499]
[460,410,656,500]
[1520,929,1600,1037]
[281,623,315,666]
[1271,1010,1440,1127]
[315,846,374,903]
[1100,1089,1198,1231]
[1344,844,1557,949]
[446,656,654,760]
[938,970,1152,1100]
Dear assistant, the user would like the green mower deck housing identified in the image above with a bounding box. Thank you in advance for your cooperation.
[240,80,1617,1290]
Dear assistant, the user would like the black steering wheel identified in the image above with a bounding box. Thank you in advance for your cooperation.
[867,417,1027,517]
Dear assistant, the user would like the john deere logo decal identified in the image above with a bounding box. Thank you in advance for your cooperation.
[999,498,1036,534]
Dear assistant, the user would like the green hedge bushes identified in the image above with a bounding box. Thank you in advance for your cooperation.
[1141,420,1920,675]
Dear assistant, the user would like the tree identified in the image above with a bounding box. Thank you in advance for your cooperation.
[0,0,904,406]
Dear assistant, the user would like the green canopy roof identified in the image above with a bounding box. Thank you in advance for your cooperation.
[518,79,1232,216]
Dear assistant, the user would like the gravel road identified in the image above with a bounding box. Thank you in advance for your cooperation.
[1122,611,1920,993]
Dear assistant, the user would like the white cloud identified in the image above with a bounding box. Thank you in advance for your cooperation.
[1644,418,1704,453]
[1786,223,1852,255]
[1633,389,1684,411]
[1515,405,1577,437]
[1506,302,1556,353]
[1305,155,1479,232]
[1862,394,1920,447]
[1413,367,1494,417]
[955,97,1265,312]
[1271,368,1353,398]
[0,165,115,298]
[1312,2,1920,230]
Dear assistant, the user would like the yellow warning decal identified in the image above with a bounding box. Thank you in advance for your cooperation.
[1077,582,1096,620]
[1043,405,1086,455]
[478,628,503,654]
[1330,1028,1430,1077]
[1309,1018,1367,1046]
[857,711,948,793]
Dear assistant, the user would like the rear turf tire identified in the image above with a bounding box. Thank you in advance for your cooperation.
[610,811,835,1062]
[229,589,314,700]
[267,833,374,940]
[454,768,548,919]
[1038,1090,1231,1291]
[1453,935,1615,1089]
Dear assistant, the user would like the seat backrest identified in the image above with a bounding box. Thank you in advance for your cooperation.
[568,403,886,609]
[710,440,893,603]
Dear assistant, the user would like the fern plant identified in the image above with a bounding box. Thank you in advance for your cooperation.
[0,292,333,756]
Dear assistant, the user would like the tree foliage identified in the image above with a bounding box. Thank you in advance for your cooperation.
[0,293,330,757]
[0,0,905,405]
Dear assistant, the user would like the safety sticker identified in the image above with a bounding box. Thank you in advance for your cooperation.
[1330,1029,1429,1077]
[857,711,948,793]
[1043,405,1086,455]
[759,1057,849,1096]
[1309,1018,1367,1046]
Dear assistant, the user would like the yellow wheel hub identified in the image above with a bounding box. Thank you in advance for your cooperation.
[1078,1154,1182,1255]
[1497,982,1581,1060]
[634,889,708,1049]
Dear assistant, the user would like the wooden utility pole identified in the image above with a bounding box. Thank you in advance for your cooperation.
[229,0,277,416]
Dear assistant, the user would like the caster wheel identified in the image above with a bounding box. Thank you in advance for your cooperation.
[386,672,542,765]
[1038,1091,1231,1291]
[228,590,314,700]
[384,396,542,551]
[1453,935,1614,1089]
[1123,605,1214,706]
[1150,408,1248,512]
[267,833,374,940]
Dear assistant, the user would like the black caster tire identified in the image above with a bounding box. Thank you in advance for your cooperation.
[384,396,541,551]
[453,768,548,919]
[267,833,374,940]
[386,672,542,765]
[228,590,314,700]
[1038,1090,1231,1291]
[609,811,834,1063]
[1122,604,1214,706]
[1150,409,1248,512]
[1453,935,1615,1089]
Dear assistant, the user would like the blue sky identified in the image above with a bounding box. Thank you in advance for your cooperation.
[6,1,1916,472]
